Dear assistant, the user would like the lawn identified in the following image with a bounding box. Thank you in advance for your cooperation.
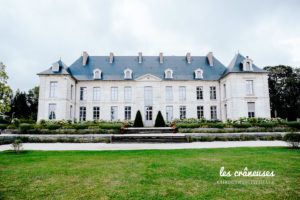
[0,147,299,200]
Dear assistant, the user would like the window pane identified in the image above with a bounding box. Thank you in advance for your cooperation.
[144,87,153,105]
[124,87,132,101]
[179,86,186,101]
[197,106,204,119]
[166,86,173,101]
[48,104,56,120]
[93,107,100,120]
[166,106,173,122]
[125,106,131,120]
[80,87,87,100]
[111,106,118,121]
[196,86,203,100]
[246,80,254,95]
[180,106,186,119]
[210,86,216,100]
[49,82,57,97]
[111,87,118,101]
[79,107,86,122]
[210,106,217,119]
[93,87,100,101]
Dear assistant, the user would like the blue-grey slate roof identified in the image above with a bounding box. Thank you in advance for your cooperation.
[222,53,266,77]
[38,60,70,75]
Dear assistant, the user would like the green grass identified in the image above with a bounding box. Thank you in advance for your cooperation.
[0,148,299,200]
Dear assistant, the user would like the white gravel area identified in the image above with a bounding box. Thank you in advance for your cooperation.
[0,141,288,151]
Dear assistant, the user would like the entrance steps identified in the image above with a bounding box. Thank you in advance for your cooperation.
[124,127,174,134]
[111,134,188,143]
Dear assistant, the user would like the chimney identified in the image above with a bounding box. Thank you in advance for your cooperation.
[207,52,214,66]
[109,52,114,63]
[186,52,191,63]
[138,52,142,63]
[159,52,163,63]
[82,51,89,66]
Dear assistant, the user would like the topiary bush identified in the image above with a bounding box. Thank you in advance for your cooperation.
[283,132,300,148]
[133,110,144,127]
[154,111,166,127]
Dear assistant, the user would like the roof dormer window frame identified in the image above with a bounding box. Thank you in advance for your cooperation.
[124,68,133,79]
[195,68,203,79]
[93,69,102,79]
[165,68,173,79]
[51,62,60,72]
[242,57,253,71]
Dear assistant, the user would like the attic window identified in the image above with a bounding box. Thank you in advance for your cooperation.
[242,57,253,71]
[195,68,203,79]
[93,69,102,79]
[124,69,132,79]
[165,69,173,79]
[52,63,59,72]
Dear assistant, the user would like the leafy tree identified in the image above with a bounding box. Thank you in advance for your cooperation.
[264,65,300,120]
[0,62,12,117]
[9,90,31,119]
[154,111,166,127]
[133,110,144,127]
[27,86,39,120]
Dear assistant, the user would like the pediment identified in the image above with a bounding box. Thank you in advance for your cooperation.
[136,74,162,82]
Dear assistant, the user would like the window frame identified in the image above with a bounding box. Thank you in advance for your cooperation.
[93,106,100,120]
[197,106,204,119]
[80,87,87,101]
[246,80,254,95]
[179,105,186,120]
[93,69,102,79]
[49,81,58,98]
[79,106,86,122]
[48,103,56,120]
[196,86,203,100]
[93,87,101,101]
[210,106,217,120]
[124,106,131,120]
[124,86,132,101]
[210,86,216,100]
[165,86,173,101]
[164,69,173,79]
[111,87,118,101]
[124,69,133,79]
[194,68,203,79]
[179,86,186,101]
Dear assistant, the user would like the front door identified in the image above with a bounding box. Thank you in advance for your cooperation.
[166,106,173,122]
[145,106,153,126]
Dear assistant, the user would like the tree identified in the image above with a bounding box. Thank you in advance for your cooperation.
[0,62,12,117]
[133,110,144,127]
[9,90,31,119]
[154,111,166,127]
[264,65,300,120]
[27,86,39,120]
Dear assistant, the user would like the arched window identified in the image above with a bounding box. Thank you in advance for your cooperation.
[195,69,203,79]
[124,69,132,79]
[242,57,253,71]
[165,69,173,79]
[93,69,102,79]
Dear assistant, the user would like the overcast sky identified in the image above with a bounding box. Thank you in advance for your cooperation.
[1,0,300,92]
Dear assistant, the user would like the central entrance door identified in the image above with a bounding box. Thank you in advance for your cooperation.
[144,106,153,126]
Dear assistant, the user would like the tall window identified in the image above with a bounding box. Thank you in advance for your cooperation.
[70,85,73,100]
[210,86,216,100]
[196,86,203,100]
[111,87,118,101]
[111,106,118,121]
[93,87,100,101]
[93,107,100,120]
[124,87,132,101]
[179,86,186,101]
[79,106,86,122]
[248,102,255,118]
[180,106,186,119]
[80,87,87,101]
[246,80,254,95]
[48,104,56,120]
[166,106,173,122]
[70,105,72,119]
[125,106,131,120]
[210,106,217,120]
[144,86,153,105]
[246,62,251,71]
[165,86,173,101]
[49,82,58,97]
[197,106,204,119]
[223,84,226,99]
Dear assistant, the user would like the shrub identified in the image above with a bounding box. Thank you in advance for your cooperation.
[254,123,276,128]
[27,129,42,134]
[232,123,251,128]
[176,123,200,128]
[0,124,8,130]
[133,110,144,127]
[19,123,34,134]
[46,124,61,130]
[206,123,226,128]
[154,111,166,127]
[19,119,35,124]
[7,124,17,129]
[73,124,89,130]
[284,122,300,129]
[11,118,20,127]
[98,124,122,129]
[11,139,23,153]
[88,126,99,129]
[60,125,74,129]
[284,132,300,148]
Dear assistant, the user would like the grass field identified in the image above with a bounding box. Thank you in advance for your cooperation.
[0,147,299,200]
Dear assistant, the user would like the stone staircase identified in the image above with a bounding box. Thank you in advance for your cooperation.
[124,127,174,134]
[111,134,188,143]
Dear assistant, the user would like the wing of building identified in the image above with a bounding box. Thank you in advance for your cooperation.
[37,52,270,124]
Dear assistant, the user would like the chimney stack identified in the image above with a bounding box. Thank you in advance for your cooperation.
[109,52,114,63]
[82,51,89,66]
[207,52,214,66]
[159,52,163,63]
[138,52,142,63]
[186,52,191,63]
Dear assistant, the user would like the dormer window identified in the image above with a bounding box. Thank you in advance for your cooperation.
[93,69,102,79]
[51,63,59,72]
[165,69,173,79]
[242,57,253,71]
[195,68,203,79]
[124,69,132,79]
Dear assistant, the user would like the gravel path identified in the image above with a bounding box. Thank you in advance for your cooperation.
[0,141,288,151]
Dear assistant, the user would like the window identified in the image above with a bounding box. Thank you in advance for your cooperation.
[111,87,118,101]
[80,87,87,101]
[196,86,203,100]
[210,86,216,100]
[223,84,226,99]
[195,69,203,79]
[165,69,173,79]
[210,106,217,120]
[48,104,56,120]
[125,106,131,120]
[70,105,72,119]
[248,102,255,118]
[197,106,204,119]
[242,58,253,71]
[93,87,100,101]
[144,86,153,105]
[180,106,186,119]
[93,69,101,79]
[124,69,132,79]
[111,106,118,121]
[179,86,186,101]
[124,87,132,101]
[246,80,254,95]
[93,107,100,120]
[166,106,173,122]
[246,62,251,71]
[70,85,73,100]
[165,86,173,101]
[79,106,86,122]
[224,104,227,120]
[49,82,58,97]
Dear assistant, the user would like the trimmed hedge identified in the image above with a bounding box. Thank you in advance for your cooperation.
[46,124,61,130]
[19,123,34,134]
[0,124,8,130]
[283,132,300,148]
[283,122,300,129]
[232,123,252,128]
